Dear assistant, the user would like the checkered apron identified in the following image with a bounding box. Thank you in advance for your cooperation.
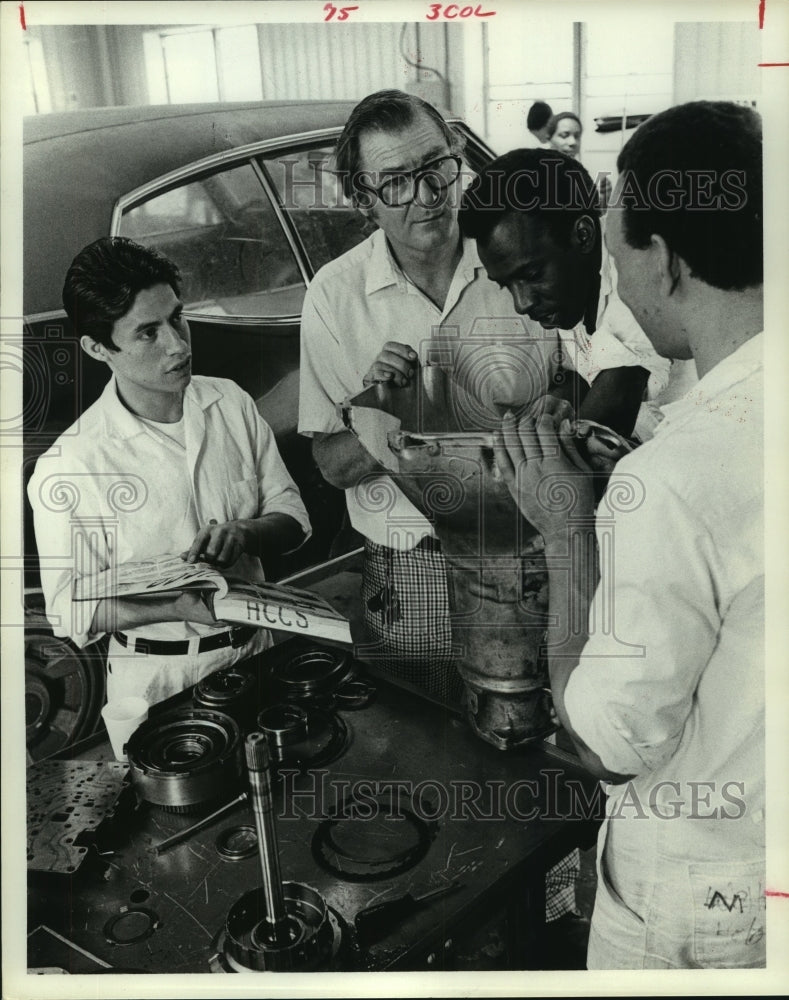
[359,538,464,704]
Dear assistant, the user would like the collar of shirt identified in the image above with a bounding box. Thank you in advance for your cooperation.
[99,374,223,440]
[364,228,484,308]
[657,332,763,430]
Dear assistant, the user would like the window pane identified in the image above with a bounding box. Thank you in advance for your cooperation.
[263,145,366,275]
[120,162,306,318]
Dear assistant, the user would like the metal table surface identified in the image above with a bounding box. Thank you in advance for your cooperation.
[27,637,602,974]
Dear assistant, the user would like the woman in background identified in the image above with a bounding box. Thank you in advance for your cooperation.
[546,111,611,207]
[546,111,583,157]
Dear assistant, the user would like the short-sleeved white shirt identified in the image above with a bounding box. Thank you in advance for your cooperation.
[29,375,311,649]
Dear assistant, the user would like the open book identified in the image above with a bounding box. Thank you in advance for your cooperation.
[72,554,352,645]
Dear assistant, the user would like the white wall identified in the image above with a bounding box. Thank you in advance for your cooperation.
[482,12,575,156]
[581,19,675,185]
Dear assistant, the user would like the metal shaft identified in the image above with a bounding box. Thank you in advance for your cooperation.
[152,793,247,856]
[244,732,287,928]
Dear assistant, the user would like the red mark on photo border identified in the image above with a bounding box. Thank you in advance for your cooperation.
[759,0,765,28]
[765,889,789,898]
[758,62,789,66]
[19,3,26,29]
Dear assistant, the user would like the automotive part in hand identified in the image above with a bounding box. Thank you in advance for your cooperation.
[126,708,243,813]
[344,365,555,750]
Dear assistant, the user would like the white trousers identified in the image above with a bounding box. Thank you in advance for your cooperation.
[587,814,766,969]
[106,629,270,706]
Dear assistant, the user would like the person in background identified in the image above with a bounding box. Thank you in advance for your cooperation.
[495,100,764,969]
[547,111,611,208]
[526,100,553,146]
[546,110,583,157]
[29,238,310,707]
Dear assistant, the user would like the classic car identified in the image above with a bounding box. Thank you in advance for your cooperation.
[21,99,496,759]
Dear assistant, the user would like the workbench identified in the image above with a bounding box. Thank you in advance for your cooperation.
[27,635,602,974]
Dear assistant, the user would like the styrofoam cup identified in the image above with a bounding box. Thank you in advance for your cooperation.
[101,696,149,761]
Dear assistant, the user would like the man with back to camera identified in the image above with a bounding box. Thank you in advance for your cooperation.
[29,237,310,708]
[494,101,765,968]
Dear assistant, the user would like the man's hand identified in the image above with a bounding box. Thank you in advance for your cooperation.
[527,393,576,425]
[493,410,595,541]
[362,342,418,388]
[182,519,248,568]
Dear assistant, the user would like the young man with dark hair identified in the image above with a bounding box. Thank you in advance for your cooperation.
[495,100,764,968]
[459,147,671,438]
[29,237,310,706]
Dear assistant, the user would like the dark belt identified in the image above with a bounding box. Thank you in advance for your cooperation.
[112,625,257,657]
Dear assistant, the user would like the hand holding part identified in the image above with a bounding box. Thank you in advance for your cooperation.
[572,418,634,475]
[362,342,419,388]
[493,410,595,540]
[527,393,576,427]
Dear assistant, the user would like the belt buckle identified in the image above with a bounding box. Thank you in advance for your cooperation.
[229,625,248,649]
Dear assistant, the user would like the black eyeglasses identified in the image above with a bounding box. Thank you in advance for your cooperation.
[369,154,463,207]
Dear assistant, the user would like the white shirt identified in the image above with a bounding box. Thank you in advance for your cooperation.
[565,334,764,859]
[299,229,666,548]
[29,375,311,649]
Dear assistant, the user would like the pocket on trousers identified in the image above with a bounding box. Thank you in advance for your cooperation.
[226,476,259,518]
[689,859,766,968]
[598,828,647,928]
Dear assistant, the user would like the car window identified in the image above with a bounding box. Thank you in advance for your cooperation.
[262,145,366,275]
[120,161,306,318]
